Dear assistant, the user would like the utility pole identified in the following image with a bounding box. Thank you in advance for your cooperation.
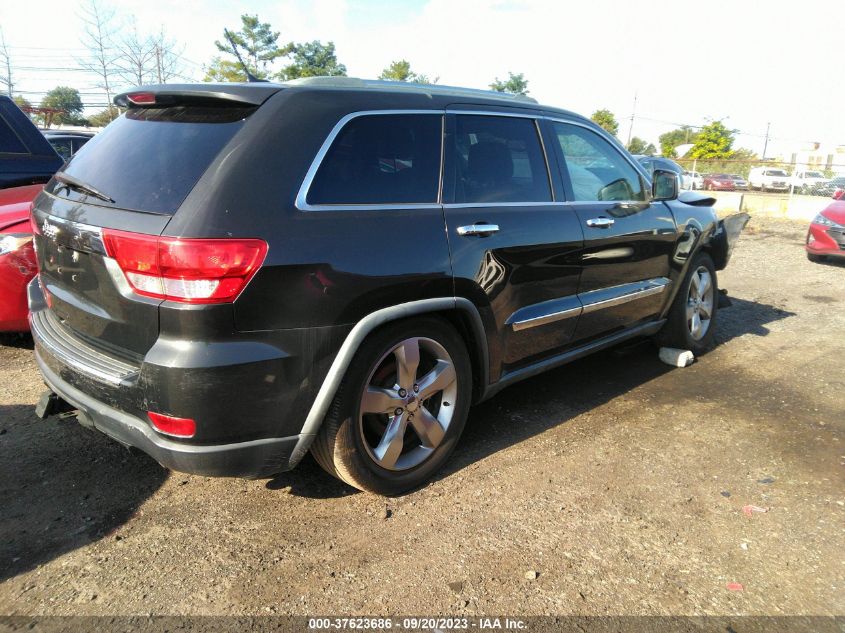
[762,122,771,160]
[156,44,162,83]
[626,91,638,148]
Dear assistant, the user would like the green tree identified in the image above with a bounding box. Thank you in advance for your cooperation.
[590,109,619,136]
[627,136,656,155]
[378,59,437,84]
[380,59,413,81]
[40,86,86,126]
[688,120,735,159]
[12,95,31,111]
[278,41,347,80]
[489,72,529,96]
[204,14,291,81]
[88,107,122,128]
[659,126,699,158]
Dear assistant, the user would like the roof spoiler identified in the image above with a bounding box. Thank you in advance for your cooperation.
[114,83,284,108]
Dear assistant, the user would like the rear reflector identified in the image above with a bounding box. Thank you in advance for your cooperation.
[148,412,196,438]
[101,229,267,304]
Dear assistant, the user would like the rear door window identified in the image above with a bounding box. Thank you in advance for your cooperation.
[49,106,253,214]
[447,115,551,204]
[306,114,442,206]
[552,122,646,202]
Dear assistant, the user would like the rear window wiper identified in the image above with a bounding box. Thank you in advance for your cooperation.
[54,172,116,204]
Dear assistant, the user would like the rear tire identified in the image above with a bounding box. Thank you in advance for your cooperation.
[311,317,472,495]
[656,252,718,356]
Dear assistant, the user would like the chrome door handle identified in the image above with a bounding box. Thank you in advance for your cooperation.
[457,224,500,236]
[586,217,615,228]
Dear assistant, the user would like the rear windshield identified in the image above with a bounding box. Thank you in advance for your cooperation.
[49,105,253,214]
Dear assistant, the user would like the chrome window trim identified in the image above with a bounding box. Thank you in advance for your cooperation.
[444,201,568,209]
[445,108,541,118]
[295,109,445,212]
[543,115,652,203]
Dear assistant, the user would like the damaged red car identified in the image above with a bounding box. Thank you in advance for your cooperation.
[0,184,42,330]
[806,201,845,263]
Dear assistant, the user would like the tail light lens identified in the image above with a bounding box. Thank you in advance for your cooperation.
[102,229,267,304]
[147,412,196,438]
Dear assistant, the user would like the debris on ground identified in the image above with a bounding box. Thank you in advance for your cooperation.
[720,491,731,498]
[659,347,694,368]
[757,477,775,484]
[524,571,539,580]
[726,582,744,591]
[742,505,768,517]
[447,581,464,594]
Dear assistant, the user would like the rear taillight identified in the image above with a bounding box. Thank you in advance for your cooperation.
[101,229,267,304]
[126,92,156,105]
[147,412,196,438]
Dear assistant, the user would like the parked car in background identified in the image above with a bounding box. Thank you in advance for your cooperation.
[730,174,748,190]
[635,155,691,189]
[685,171,704,190]
[0,95,63,188]
[702,174,736,191]
[0,95,63,333]
[748,167,790,192]
[791,170,829,195]
[29,78,746,495]
[805,200,845,262]
[816,176,845,198]
[43,131,94,162]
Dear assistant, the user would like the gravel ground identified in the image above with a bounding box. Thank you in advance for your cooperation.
[0,217,842,617]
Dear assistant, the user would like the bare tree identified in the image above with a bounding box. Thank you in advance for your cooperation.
[0,28,12,97]
[114,22,156,87]
[78,0,119,119]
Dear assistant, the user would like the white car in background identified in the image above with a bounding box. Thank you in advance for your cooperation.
[748,167,790,192]
[791,170,829,195]
[685,171,704,190]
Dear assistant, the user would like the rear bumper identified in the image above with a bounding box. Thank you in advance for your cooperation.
[26,277,334,478]
[34,346,300,478]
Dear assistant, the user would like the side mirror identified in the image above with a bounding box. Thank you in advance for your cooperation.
[652,169,678,201]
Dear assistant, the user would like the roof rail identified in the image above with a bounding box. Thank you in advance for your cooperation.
[283,76,539,104]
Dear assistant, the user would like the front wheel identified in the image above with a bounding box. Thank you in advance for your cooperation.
[311,317,472,495]
[656,252,718,355]
[807,252,827,263]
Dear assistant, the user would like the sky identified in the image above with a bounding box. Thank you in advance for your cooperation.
[2,0,844,159]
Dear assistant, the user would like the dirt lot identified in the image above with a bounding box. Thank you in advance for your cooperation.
[0,218,842,618]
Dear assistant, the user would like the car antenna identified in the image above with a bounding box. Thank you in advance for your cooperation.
[224,29,269,83]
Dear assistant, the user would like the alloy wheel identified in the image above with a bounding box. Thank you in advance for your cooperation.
[358,337,458,471]
[686,266,714,341]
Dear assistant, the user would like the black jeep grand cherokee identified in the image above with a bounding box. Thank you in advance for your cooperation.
[28,78,745,495]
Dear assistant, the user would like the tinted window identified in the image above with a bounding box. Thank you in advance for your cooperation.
[553,122,645,202]
[0,115,27,154]
[449,115,551,204]
[307,114,442,205]
[50,106,253,214]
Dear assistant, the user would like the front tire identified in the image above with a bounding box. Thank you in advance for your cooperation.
[311,317,472,495]
[656,252,718,356]
[807,252,826,263]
